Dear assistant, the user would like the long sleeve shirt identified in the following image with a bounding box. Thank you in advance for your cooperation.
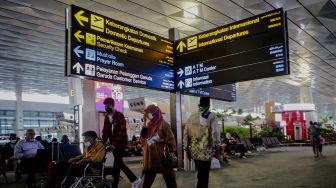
[102,110,128,149]
[183,112,220,161]
[72,141,105,163]
[14,139,44,159]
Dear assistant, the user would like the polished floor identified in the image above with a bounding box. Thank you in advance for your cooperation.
[1,145,336,188]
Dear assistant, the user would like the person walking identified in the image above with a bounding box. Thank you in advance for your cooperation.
[184,97,220,188]
[140,104,177,188]
[314,122,324,157]
[308,121,317,156]
[101,97,142,188]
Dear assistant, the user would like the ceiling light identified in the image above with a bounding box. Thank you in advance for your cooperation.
[183,6,198,18]
[300,24,305,30]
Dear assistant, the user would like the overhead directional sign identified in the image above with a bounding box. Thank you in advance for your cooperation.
[66,5,174,91]
[175,8,289,90]
[182,84,236,102]
[70,5,173,55]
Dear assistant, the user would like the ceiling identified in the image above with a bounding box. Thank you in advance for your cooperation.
[0,0,336,115]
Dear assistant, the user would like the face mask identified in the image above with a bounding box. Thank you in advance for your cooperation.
[105,107,113,113]
[147,113,153,120]
[10,140,16,144]
[199,106,207,113]
[84,141,91,147]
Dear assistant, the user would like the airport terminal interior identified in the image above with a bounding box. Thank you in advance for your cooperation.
[0,0,336,187]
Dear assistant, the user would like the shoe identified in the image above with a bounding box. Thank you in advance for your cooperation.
[242,156,247,159]
[132,177,142,188]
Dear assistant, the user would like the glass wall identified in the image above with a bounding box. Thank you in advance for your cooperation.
[0,110,59,135]
[0,110,16,134]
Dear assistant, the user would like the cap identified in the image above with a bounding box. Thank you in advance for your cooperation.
[103,97,115,106]
[199,97,210,107]
[82,130,98,138]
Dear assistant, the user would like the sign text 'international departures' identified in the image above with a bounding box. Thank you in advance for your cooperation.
[175,8,289,90]
[66,5,174,91]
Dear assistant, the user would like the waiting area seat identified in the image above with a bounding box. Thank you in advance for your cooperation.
[262,137,287,148]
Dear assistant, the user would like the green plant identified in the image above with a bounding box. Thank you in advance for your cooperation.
[216,108,243,133]
[321,128,336,141]
[257,127,285,141]
[221,126,249,138]
[243,114,260,138]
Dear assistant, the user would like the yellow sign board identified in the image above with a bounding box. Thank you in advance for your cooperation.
[90,14,104,32]
[187,36,198,50]
[86,32,96,45]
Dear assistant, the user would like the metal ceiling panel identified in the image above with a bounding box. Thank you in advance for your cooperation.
[0,0,335,115]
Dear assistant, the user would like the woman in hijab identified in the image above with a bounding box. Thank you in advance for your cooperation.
[140,104,177,188]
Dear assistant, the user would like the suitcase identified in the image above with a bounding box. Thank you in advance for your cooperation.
[47,143,60,187]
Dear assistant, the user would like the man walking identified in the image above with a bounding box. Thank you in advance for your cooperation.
[102,97,141,188]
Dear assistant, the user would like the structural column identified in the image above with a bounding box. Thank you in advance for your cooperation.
[300,86,317,123]
[169,28,184,170]
[15,90,24,138]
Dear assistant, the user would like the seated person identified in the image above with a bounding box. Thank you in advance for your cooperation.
[224,133,247,159]
[35,136,50,148]
[14,129,44,187]
[59,135,82,161]
[61,135,70,144]
[53,130,105,188]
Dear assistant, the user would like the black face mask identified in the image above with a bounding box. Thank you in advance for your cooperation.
[105,107,113,113]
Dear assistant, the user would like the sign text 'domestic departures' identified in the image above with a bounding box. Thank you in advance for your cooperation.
[66,5,175,91]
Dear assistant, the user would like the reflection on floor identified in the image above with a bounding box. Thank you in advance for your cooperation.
[1,146,336,188]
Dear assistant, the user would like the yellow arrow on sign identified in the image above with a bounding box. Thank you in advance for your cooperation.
[176,41,186,53]
[74,30,84,42]
[74,10,88,26]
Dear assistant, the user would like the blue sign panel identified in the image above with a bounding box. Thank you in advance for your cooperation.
[182,84,236,102]
[66,5,174,91]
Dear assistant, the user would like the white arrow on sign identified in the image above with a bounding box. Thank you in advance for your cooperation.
[73,62,83,74]
[177,68,184,77]
[177,80,184,89]
[73,46,84,58]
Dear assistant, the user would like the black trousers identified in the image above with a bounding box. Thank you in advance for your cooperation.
[194,160,211,188]
[112,149,137,188]
[53,161,86,188]
[142,169,177,188]
[19,158,37,186]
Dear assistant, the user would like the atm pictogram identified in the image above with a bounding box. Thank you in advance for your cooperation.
[90,14,104,32]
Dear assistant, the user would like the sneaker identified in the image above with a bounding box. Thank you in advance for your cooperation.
[132,177,142,188]
[242,156,247,159]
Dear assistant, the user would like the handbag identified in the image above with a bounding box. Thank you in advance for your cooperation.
[161,143,178,169]
[104,151,114,168]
